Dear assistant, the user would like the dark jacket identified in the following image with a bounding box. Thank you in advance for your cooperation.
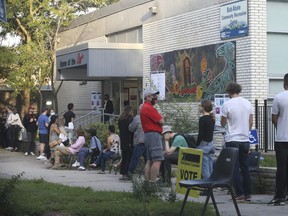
[118,116,133,151]
[23,114,38,132]
[104,99,114,114]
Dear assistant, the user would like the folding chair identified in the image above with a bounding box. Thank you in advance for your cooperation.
[179,147,240,216]
[109,153,121,175]
[248,151,263,192]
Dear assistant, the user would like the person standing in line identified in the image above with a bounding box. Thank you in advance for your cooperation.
[196,100,215,179]
[7,107,24,152]
[63,103,75,143]
[140,89,164,183]
[221,82,253,202]
[23,105,38,156]
[4,106,13,150]
[127,104,147,175]
[103,94,114,123]
[36,107,49,161]
[268,73,288,206]
[118,105,134,180]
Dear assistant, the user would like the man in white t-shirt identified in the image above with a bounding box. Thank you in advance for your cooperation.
[221,82,253,202]
[268,73,288,206]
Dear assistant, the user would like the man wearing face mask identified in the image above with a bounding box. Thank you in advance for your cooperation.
[140,89,164,182]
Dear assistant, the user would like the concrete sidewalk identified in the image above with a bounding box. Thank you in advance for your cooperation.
[0,148,287,216]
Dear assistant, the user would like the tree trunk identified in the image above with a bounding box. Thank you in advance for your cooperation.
[19,88,30,118]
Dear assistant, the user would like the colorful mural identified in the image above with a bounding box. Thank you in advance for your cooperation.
[150,41,236,101]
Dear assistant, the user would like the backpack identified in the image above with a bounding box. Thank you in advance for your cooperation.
[172,134,198,148]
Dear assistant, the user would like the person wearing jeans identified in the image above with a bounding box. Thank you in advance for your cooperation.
[225,141,251,197]
[196,100,215,179]
[128,110,147,176]
[221,82,253,202]
[90,125,120,174]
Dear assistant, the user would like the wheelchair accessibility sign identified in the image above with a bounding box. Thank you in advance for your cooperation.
[249,129,259,145]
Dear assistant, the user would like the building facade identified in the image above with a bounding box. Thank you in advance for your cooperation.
[56,0,287,116]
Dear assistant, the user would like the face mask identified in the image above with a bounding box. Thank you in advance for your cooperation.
[151,97,157,105]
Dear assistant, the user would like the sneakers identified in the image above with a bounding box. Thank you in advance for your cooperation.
[268,198,285,206]
[98,171,105,174]
[78,166,86,171]
[36,155,47,161]
[119,176,130,181]
[24,152,28,156]
[234,195,245,202]
[5,146,13,150]
[72,161,80,167]
[30,152,35,156]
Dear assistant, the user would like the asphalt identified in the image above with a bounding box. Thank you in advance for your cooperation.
[0,148,288,216]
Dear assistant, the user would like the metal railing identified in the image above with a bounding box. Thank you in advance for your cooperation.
[255,99,276,152]
[72,108,120,129]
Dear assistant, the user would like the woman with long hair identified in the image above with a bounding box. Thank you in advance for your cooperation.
[118,105,134,180]
[196,100,215,179]
[47,115,60,162]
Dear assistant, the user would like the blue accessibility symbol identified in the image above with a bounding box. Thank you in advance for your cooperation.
[249,129,259,145]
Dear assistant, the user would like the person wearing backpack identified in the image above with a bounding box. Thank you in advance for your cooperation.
[72,128,102,171]
[161,125,189,184]
[196,100,215,179]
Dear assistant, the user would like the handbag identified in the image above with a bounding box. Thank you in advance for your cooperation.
[68,122,74,130]
[49,139,59,148]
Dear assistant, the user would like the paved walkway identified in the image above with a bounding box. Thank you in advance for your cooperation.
[0,148,287,216]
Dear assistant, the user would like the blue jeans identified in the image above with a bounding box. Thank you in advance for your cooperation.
[226,141,251,196]
[95,150,115,172]
[197,141,215,179]
[128,143,147,174]
[78,148,90,167]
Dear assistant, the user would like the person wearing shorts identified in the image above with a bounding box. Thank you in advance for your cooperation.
[36,107,49,161]
[140,89,164,182]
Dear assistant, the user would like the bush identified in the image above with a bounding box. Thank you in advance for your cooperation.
[85,122,119,148]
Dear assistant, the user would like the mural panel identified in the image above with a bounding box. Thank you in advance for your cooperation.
[150,41,236,101]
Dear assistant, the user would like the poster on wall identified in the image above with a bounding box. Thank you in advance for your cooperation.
[91,92,101,110]
[220,0,248,40]
[150,41,236,101]
[151,71,165,100]
[214,94,230,127]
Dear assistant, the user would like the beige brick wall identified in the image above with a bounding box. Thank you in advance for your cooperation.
[143,0,268,105]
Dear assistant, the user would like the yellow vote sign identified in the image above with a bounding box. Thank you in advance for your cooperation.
[176,148,203,198]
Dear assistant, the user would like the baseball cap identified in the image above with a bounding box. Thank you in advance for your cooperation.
[161,125,173,135]
[143,89,159,98]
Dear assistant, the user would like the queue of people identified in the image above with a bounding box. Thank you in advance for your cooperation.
[1,77,287,208]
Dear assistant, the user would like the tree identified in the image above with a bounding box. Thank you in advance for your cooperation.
[0,0,118,116]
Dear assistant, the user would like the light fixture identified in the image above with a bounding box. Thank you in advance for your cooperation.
[79,81,87,85]
[149,6,157,15]
[46,101,52,106]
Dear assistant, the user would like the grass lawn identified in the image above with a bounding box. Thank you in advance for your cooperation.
[0,178,215,216]
[259,153,276,168]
